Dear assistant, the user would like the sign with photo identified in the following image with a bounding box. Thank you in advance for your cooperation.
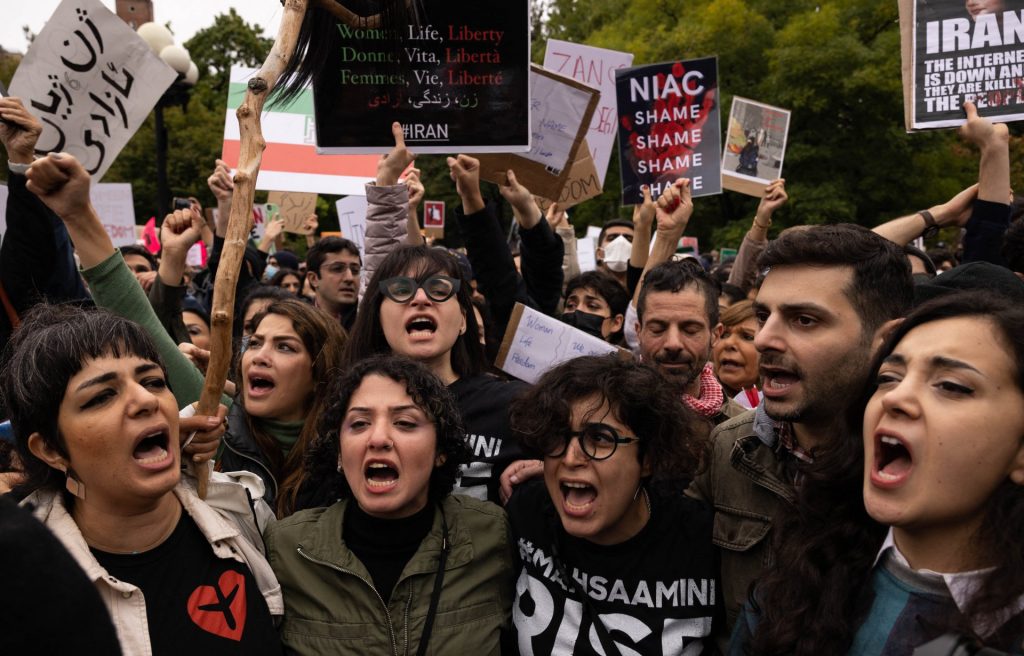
[313,1,530,153]
[615,57,721,205]
[900,0,1024,129]
[721,96,791,197]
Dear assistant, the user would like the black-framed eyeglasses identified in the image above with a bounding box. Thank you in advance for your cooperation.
[546,423,641,461]
[379,275,461,303]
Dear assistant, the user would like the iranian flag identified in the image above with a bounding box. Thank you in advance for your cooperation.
[221,66,377,196]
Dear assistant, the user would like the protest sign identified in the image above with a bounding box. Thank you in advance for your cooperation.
[901,0,1024,129]
[423,200,444,239]
[576,236,597,273]
[532,138,603,212]
[186,242,207,268]
[544,40,634,186]
[90,183,136,247]
[615,57,722,205]
[267,190,318,234]
[496,303,625,384]
[477,65,600,201]
[313,1,530,154]
[0,184,7,241]
[335,195,369,258]
[224,66,378,196]
[251,203,278,242]
[721,97,791,197]
[720,247,738,261]
[10,0,177,181]
[679,236,699,257]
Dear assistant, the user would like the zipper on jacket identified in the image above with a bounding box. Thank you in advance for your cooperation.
[297,547,400,656]
[221,438,279,500]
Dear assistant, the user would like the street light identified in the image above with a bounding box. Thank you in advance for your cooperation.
[137,21,197,218]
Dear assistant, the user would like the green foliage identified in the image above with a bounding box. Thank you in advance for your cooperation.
[102,11,272,223]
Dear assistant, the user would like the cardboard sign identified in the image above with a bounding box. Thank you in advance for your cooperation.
[544,40,635,186]
[313,1,531,154]
[900,0,1024,129]
[90,183,137,247]
[721,96,791,197]
[532,138,603,212]
[576,236,597,273]
[496,303,625,384]
[335,195,369,258]
[224,66,377,196]
[267,190,318,235]
[10,0,177,181]
[615,57,722,205]
[478,65,600,201]
[0,184,8,242]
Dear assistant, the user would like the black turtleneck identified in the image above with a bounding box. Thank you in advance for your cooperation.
[342,502,434,603]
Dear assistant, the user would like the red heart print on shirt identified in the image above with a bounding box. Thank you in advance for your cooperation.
[187,570,247,641]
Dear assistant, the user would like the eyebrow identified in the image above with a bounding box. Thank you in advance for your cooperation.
[883,353,985,376]
[347,404,423,414]
[76,363,160,392]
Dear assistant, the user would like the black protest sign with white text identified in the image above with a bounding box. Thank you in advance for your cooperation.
[615,58,722,205]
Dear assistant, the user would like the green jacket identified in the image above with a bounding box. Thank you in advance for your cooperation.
[686,410,797,635]
[266,495,514,656]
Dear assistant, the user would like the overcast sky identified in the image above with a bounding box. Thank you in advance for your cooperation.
[3,2,283,54]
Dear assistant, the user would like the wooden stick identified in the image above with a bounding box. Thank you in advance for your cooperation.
[193,0,309,498]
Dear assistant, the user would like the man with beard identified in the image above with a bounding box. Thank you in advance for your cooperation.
[685,224,913,637]
[306,237,361,331]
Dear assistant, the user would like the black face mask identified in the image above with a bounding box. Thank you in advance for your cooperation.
[560,310,607,339]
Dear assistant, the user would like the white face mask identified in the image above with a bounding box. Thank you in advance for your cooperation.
[602,235,631,272]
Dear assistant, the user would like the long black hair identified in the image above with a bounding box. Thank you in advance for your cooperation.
[748,291,1024,654]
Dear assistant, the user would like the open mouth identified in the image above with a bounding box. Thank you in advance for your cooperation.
[760,366,799,394]
[133,428,171,465]
[560,481,597,516]
[366,462,399,490]
[719,358,745,370]
[405,316,437,336]
[248,374,275,397]
[873,433,913,487]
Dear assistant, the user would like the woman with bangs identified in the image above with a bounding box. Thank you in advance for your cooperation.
[731,291,1024,655]
[712,300,762,409]
[338,245,528,506]
[219,298,347,516]
[507,356,722,655]
[266,355,513,655]
[1,305,283,655]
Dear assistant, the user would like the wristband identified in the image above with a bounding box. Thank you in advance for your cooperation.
[8,160,31,175]
[918,210,940,239]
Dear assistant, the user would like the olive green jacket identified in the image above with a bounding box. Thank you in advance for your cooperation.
[265,495,514,656]
[686,410,798,635]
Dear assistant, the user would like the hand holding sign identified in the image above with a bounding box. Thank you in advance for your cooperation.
[654,178,693,237]
[756,179,788,219]
[377,122,416,187]
[959,101,1009,148]
[0,97,42,164]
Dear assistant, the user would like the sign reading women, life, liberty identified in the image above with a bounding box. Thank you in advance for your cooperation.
[909,0,1024,128]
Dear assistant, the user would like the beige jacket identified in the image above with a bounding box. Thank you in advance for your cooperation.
[25,471,283,656]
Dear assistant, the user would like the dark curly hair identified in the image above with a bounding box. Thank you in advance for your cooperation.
[509,355,705,494]
[748,291,1024,655]
[0,304,167,501]
[299,354,471,510]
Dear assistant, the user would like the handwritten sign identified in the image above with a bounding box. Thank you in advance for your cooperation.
[250,203,278,242]
[267,190,318,234]
[615,57,722,204]
[90,183,136,247]
[224,66,378,195]
[478,65,599,201]
[544,40,634,186]
[335,195,369,258]
[313,1,530,153]
[10,0,177,181]
[576,236,597,273]
[496,303,624,384]
[533,138,603,212]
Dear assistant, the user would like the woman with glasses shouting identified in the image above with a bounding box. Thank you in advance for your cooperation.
[506,356,723,655]
[330,245,528,507]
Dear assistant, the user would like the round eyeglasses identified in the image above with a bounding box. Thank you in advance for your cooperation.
[379,275,461,303]
[546,423,641,461]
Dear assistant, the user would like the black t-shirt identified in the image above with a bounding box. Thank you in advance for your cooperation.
[343,501,434,603]
[91,512,282,656]
[506,480,721,655]
[449,373,529,504]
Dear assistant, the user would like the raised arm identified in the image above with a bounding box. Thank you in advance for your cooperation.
[150,208,206,345]
[959,101,1013,264]
[498,170,564,315]
[727,179,786,291]
[872,184,976,246]
[362,122,414,297]
[631,178,694,308]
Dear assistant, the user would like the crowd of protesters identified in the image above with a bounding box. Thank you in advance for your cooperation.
[1,77,1024,656]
